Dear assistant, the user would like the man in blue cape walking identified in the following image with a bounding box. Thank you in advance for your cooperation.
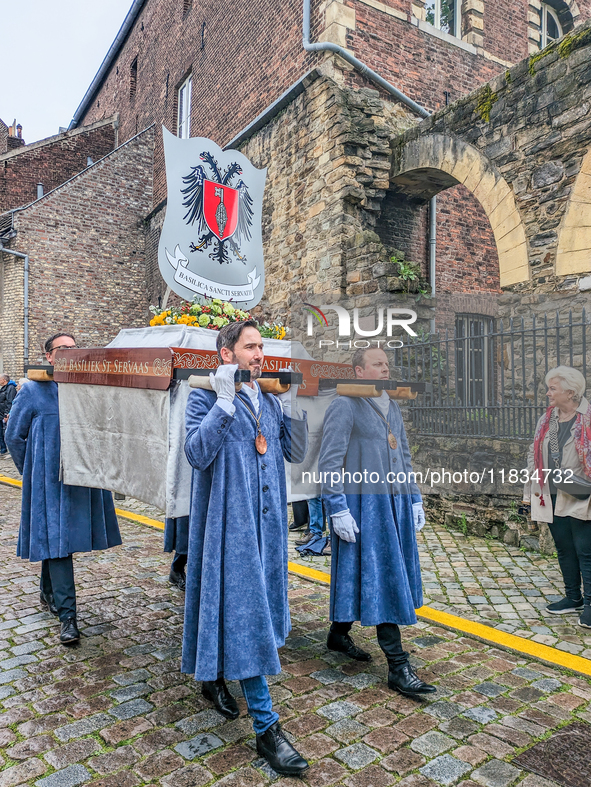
[182,320,309,776]
[6,332,121,645]
[318,346,435,698]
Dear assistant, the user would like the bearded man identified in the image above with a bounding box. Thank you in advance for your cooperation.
[181,320,309,776]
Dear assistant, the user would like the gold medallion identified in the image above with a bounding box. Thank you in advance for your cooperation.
[388,433,397,450]
[255,433,268,455]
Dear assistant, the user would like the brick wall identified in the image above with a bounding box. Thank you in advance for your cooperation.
[374,184,501,307]
[436,185,501,296]
[344,1,502,111]
[78,0,318,207]
[482,0,529,63]
[75,0,556,207]
[0,119,117,214]
[0,127,154,377]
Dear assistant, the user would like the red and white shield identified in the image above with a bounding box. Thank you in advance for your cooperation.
[203,180,239,241]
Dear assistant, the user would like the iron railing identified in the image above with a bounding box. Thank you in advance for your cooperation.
[396,309,590,438]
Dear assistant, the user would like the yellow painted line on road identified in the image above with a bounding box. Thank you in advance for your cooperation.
[287,560,591,677]
[0,474,22,489]
[2,473,589,675]
[416,605,591,676]
[115,510,165,530]
[0,474,165,531]
[288,562,333,584]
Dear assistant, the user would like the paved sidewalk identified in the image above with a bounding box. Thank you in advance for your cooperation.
[0,484,589,787]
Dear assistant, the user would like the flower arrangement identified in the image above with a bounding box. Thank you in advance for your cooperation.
[149,299,288,340]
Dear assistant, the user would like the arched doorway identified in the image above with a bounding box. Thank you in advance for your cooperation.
[387,133,529,289]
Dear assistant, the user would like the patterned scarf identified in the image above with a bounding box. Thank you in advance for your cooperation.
[533,402,591,505]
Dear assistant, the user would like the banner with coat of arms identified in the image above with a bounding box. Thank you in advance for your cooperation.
[158,128,267,309]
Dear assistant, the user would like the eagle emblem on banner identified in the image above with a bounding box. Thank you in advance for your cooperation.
[181,152,254,265]
[158,128,267,309]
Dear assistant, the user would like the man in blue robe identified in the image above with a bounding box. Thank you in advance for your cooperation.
[6,332,121,645]
[318,347,435,698]
[182,320,309,777]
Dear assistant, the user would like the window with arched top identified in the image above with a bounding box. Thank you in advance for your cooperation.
[540,3,563,47]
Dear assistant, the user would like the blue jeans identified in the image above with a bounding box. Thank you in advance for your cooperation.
[239,675,279,734]
[307,497,325,538]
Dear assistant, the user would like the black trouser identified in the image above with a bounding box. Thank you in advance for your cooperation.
[548,515,591,606]
[40,556,76,621]
[0,420,6,453]
[171,552,187,573]
[330,621,408,667]
[292,500,309,529]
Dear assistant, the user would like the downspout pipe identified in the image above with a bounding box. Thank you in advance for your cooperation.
[302,0,430,119]
[0,244,29,369]
[302,0,437,306]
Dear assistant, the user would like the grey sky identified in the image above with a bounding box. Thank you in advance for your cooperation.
[1,0,132,145]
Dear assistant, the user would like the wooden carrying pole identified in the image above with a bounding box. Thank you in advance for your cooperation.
[188,376,291,394]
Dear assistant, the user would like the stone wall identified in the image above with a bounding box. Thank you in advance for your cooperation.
[0,127,154,377]
[391,21,591,292]
[0,119,117,213]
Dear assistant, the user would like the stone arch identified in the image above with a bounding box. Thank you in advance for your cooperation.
[556,146,591,276]
[391,133,529,287]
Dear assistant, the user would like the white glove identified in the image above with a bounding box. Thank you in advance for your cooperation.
[331,509,359,543]
[209,363,238,404]
[413,502,426,532]
[276,366,299,418]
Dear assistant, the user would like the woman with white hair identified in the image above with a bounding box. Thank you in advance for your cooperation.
[524,365,591,629]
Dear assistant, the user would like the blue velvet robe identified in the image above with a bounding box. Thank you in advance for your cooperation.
[181,387,307,682]
[164,516,189,555]
[5,381,121,562]
[318,396,423,626]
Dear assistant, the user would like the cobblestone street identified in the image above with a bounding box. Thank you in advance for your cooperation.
[0,483,589,787]
[289,523,591,661]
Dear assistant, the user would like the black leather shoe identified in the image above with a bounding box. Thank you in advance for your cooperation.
[201,678,239,720]
[388,662,436,697]
[60,617,80,645]
[169,568,186,591]
[327,630,372,661]
[40,591,58,616]
[256,721,309,776]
